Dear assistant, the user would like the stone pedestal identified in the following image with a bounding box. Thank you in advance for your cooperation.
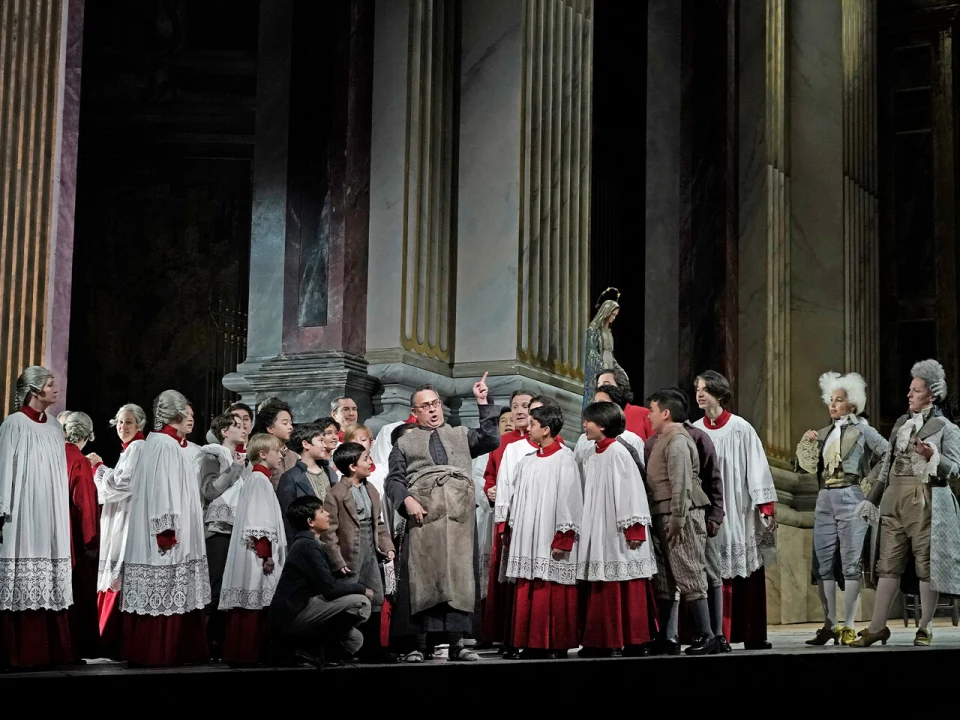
[229,0,377,422]
[365,0,595,431]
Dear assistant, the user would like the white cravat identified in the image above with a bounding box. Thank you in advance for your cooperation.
[822,416,852,476]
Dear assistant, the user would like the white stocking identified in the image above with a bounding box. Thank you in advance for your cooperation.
[919,580,939,631]
[868,577,899,633]
[818,579,837,627]
[843,579,861,628]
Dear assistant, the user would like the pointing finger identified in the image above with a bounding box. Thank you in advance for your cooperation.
[480,372,489,384]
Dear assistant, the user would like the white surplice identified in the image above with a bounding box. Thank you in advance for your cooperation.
[94,438,145,593]
[693,413,778,578]
[577,441,657,582]
[493,437,539,524]
[219,469,287,610]
[121,431,211,615]
[505,446,582,585]
[473,453,494,597]
[0,412,73,611]
[574,430,646,469]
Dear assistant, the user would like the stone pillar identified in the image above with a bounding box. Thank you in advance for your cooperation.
[366,0,594,430]
[226,0,379,422]
[0,0,81,414]
[643,0,682,399]
[739,0,880,623]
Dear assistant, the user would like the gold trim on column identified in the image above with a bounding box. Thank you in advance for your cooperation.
[0,0,62,410]
[517,0,593,380]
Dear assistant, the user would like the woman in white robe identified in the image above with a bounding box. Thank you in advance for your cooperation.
[90,403,147,654]
[121,390,210,666]
[0,367,73,668]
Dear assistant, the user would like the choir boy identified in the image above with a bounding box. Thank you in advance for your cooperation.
[576,401,658,657]
[219,434,287,665]
[505,404,582,658]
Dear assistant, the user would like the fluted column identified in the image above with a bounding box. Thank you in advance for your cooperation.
[842,0,880,416]
[0,0,79,413]
[739,0,791,457]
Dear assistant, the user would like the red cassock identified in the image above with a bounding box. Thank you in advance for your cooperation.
[580,524,658,649]
[222,537,272,665]
[623,404,654,442]
[481,430,525,644]
[65,442,101,661]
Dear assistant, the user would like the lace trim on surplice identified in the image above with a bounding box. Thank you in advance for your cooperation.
[0,557,72,611]
[120,557,211,616]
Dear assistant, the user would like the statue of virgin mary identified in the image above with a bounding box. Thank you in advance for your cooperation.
[582,288,622,412]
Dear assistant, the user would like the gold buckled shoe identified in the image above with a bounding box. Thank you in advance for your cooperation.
[839,626,857,646]
[914,627,932,646]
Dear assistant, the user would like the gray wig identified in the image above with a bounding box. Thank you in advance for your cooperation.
[14,366,53,409]
[152,390,189,431]
[64,411,95,444]
[911,359,948,402]
[111,403,147,431]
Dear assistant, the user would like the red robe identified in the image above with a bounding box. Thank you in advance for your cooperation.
[623,404,654,441]
[65,442,101,661]
[481,429,526,644]
[223,534,272,665]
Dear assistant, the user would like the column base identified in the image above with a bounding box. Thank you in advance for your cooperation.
[223,352,379,424]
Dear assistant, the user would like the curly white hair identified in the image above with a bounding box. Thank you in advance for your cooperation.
[819,371,868,415]
[64,411,95,444]
[911,359,947,401]
[152,390,189,431]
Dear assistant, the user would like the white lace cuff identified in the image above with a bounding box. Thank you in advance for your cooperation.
[924,447,941,483]
[150,513,180,535]
[616,515,650,532]
[556,522,580,535]
[243,529,279,546]
[751,486,779,505]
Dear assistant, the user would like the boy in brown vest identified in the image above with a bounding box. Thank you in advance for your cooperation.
[646,389,716,655]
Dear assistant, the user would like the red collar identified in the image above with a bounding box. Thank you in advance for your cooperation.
[704,410,732,430]
[252,463,271,476]
[159,425,188,448]
[370,462,377,473]
[596,437,616,453]
[20,404,47,423]
[525,437,538,449]
[122,431,146,451]
[537,440,564,458]
[405,413,417,424]
[556,434,566,446]
[338,431,344,443]
[236,443,246,455]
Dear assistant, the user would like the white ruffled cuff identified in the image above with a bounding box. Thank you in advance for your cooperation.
[924,447,941,483]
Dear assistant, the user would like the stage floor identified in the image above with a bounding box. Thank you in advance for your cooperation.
[5,621,959,708]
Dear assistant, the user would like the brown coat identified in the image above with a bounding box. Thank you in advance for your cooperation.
[321,479,395,572]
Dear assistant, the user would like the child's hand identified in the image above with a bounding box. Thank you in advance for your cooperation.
[263,559,275,575]
[339,566,351,575]
[364,588,374,600]
[551,548,566,561]
[627,540,643,550]
[666,516,685,547]
[387,551,395,561]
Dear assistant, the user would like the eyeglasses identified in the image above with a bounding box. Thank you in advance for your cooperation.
[415,399,442,412]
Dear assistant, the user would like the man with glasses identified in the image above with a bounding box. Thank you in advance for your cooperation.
[384,375,501,662]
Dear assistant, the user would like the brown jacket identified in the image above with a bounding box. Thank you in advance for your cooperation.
[646,423,709,522]
[321,478,395,572]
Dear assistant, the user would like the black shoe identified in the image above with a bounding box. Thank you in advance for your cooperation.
[551,650,569,659]
[744,641,772,650]
[685,635,721,656]
[622,644,653,657]
[518,648,550,660]
[663,640,681,656]
[502,648,521,660]
[717,636,732,654]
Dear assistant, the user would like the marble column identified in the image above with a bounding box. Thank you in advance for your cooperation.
[226,0,379,422]
[643,0,682,399]
[0,0,79,413]
[366,0,594,431]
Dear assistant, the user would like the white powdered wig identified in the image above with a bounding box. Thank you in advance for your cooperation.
[911,359,947,401]
[152,390,189,431]
[14,365,54,409]
[64,411,96,444]
[111,403,147,431]
[819,371,868,415]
